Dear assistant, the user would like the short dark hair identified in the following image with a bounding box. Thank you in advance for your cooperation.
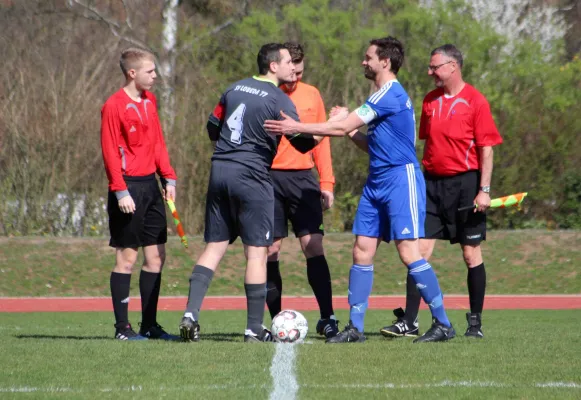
[431,44,463,68]
[283,42,304,63]
[257,43,286,75]
[369,36,405,74]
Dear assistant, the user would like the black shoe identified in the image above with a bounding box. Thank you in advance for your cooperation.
[179,317,200,342]
[244,327,274,343]
[114,323,148,341]
[464,312,484,338]
[316,317,340,339]
[325,321,366,343]
[380,307,419,338]
[413,319,455,343]
[139,323,181,341]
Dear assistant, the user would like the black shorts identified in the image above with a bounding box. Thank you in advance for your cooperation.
[107,174,167,248]
[271,169,324,238]
[204,161,274,247]
[424,170,486,245]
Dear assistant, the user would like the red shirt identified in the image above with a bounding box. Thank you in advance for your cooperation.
[419,83,503,176]
[271,81,335,192]
[101,89,176,194]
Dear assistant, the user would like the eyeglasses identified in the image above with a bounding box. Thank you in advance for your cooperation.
[428,61,454,72]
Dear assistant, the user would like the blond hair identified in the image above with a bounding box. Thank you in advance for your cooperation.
[119,47,155,77]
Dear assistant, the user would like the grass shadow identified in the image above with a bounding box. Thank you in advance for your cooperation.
[15,334,111,340]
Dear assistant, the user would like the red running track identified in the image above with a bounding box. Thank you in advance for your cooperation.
[1,295,580,312]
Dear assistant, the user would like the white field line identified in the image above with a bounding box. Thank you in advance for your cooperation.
[2,381,580,393]
[269,343,299,400]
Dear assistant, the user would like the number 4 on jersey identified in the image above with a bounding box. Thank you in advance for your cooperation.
[227,103,246,144]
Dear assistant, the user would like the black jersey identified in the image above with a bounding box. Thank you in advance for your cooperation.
[209,76,300,174]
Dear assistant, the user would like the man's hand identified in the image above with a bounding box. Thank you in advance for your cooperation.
[329,106,349,121]
[163,185,176,201]
[264,111,301,135]
[474,191,491,213]
[118,195,136,214]
[321,190,334,210]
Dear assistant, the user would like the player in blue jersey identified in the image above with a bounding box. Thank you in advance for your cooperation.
[264,37,455,343]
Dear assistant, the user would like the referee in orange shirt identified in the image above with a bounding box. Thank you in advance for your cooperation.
[266,42,339,339]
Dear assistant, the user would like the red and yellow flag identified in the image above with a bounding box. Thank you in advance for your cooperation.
[489,192,528,209]
[166,199,188,248]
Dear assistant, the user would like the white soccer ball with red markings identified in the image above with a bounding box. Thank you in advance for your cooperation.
[271,310,308,343]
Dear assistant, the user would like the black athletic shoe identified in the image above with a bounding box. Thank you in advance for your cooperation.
[316,317,340,339]
[325,321,366,343]
[139,323,181,341]
[244,327,274,343]
[114,323,148,341]
[464,312,484,338]
[179,317,200,342]
[413,319,455,343]
[380,307,419,338]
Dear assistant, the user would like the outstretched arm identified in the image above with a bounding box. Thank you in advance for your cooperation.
[264,108,365,138]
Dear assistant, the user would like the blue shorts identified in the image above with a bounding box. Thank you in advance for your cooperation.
[353,164,426,242]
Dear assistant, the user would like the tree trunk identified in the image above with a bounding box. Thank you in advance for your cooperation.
[160,0,179,134]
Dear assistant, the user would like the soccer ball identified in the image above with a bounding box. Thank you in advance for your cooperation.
[271,310,308,343]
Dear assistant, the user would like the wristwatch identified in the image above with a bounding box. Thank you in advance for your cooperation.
[480,186,491,193]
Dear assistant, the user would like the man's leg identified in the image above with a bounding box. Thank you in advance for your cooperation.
[139,244,165,331]
[110,247,141,339]
[462,243,486,337]
[396,239,455,343]
[348,235,379,332]
[299,233,338,338]
[180,241,229,341]
[266,238,284,318]
[402,238,437,326]
[299,234,334,319]
[244,245,270,340]
[327,235,379,344]
[138,244,181,340]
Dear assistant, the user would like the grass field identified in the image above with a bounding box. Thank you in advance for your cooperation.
[1,230,580,297]
[1,310,580,399]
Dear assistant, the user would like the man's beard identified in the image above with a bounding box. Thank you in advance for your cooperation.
[363,67,376,80]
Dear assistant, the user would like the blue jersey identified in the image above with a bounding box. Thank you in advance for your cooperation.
[358,80,418,177]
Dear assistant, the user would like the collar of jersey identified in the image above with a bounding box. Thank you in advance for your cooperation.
[381,79,398,87]
[253,75,277,86]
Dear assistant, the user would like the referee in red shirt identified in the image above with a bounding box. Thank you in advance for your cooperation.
[381,44,503,339]
[101,48,178,341]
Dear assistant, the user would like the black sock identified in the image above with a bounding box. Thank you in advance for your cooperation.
[185,265,214,321]
[467,263,486,314]
[245,283,266,334]
[404,272,421,325]
[266,261,282,319]
[306,255,334,319]
[110,272,131,328]
[139,270,161,329]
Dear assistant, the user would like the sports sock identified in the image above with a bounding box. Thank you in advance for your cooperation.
[404,271,421,325]
[110,272,131,328]
[184,265,214,321]
[245,283,267,334]
[467,263,486,314]
[306,255,334,319]
[348,264,374,332]
[407,259,450,327]
[139,270,161,329]
[266,261,282,318]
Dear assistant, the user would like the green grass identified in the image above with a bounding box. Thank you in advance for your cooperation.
[1,310,580,399]
[1,230,580,296]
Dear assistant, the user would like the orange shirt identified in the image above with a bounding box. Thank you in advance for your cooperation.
[271,81,335,192]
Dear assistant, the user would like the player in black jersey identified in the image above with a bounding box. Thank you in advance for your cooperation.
[179,43,319,343]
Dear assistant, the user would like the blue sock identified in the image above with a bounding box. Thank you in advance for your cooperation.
[348,264,374,332]
[407,259,451,327]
